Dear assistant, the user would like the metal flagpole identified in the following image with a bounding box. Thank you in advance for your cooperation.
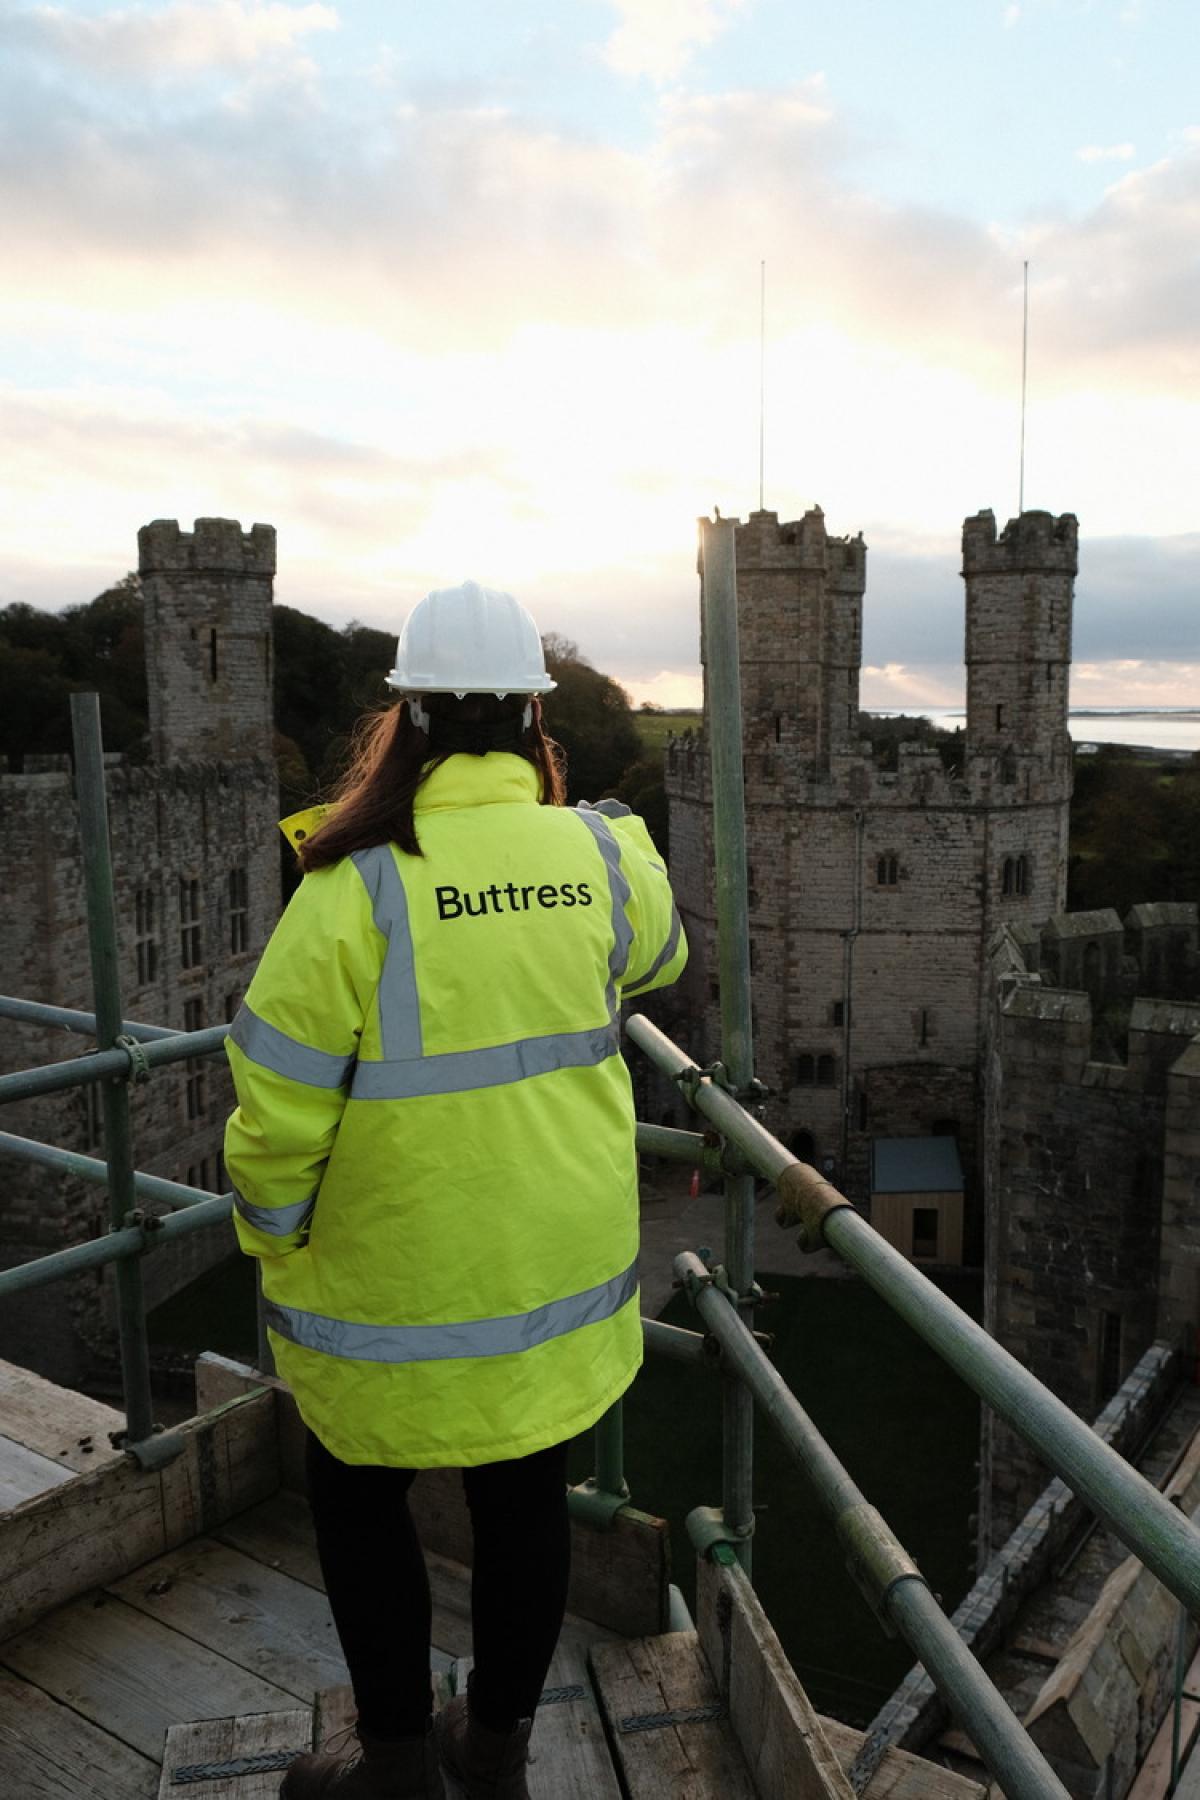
[1019,259,1029,516]
[758,261,766,512]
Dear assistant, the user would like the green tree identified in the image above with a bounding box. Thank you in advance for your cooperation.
[1067,751,1168,914]
[540,635,642,805]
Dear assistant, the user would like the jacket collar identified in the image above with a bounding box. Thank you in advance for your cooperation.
[277,755,540,849]
[414,753,541,813]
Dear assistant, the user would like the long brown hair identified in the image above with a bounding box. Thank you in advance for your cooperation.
[298,694,566,870]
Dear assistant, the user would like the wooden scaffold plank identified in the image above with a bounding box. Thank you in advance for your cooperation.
[449,1642,622,1800]
[695,1556,855,1800]
[0,1386,279,1644]
[591,1629,758,1798]
[109,1537,348,1701]
[0,1593,297,1761]
[0,1665,158,1800]
[159,1707,311,1800]
[0,1357,125,1474]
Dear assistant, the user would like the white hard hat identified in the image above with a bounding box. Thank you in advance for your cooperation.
[386,580,556,696]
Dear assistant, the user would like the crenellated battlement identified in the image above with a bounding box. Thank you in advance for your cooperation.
[140,517,275,767]
[138,517,276,578]
[962,508,1078,577]
[731,507,867,588]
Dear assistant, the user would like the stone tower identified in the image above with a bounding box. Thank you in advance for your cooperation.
[665,504,1078,1231]
[962,509,1075,954]
[0,519,280,1384]
[140,517,275,766]
[964,509,1075,773]
[728,507,866,768]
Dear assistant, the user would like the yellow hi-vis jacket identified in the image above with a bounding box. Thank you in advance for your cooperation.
[223,753,687,1467]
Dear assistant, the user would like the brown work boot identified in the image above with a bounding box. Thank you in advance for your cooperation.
[281,1723,445,1798]
[434,1677,533,1800]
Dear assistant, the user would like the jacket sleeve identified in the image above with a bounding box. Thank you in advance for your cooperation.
[578,799,688,999]
[223,858,382,1258]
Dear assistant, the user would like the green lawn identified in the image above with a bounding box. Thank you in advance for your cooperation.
[633,709,701,752]
[570,1268,982,1726]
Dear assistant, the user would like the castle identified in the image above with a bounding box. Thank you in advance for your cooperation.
[0,518,280,1384]
[665,503,1200,1557]
[666,504,1077,1235]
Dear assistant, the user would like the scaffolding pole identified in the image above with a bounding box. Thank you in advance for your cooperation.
[699,515,757,1574]
[69,692,156,1449]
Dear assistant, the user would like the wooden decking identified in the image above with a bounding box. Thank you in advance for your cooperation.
[0,1360,124,1509]
[0,1358,985,1798]
[0,1487,620,1798]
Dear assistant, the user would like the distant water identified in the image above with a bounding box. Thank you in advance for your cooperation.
[874,708,1200,755]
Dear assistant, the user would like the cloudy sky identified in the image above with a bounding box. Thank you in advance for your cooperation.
[1,0,1195,708]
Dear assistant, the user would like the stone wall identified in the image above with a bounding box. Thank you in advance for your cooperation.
[0,519,280,1384]
[981,917,1200,1546]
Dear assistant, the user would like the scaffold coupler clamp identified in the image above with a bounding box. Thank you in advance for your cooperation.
[571,1475,631,1530]
[836,1502,923,1638]
[734,1075,770,1117]
[116,1033,151,1084]
[675,1058,729,1108]
[686,1503,755,1565]
[120,1208,166,1253]
[774,1159,856,1254]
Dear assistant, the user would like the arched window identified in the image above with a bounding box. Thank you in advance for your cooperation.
[790,1130,816,1165]
[1014,854,1028,895]
[876,853,899,887]
[1001,857,1014,896]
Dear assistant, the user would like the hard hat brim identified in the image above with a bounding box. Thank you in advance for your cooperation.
[384,674,557,695]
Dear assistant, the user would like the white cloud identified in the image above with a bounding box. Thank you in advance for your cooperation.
[602,0,745,83]
[1003,5,1021,27]
[4,0,338,75]
[0,32,1197,690]
[1077,142,1136,162]
[624,668,703,708]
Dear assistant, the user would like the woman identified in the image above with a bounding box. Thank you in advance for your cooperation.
[223,581,687,1800]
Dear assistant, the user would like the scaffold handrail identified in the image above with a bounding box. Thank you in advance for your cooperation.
[628,1008,1200,1623]
[676,1247,1071,1800]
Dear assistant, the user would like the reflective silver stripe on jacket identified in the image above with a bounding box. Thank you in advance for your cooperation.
[232,1187,317,1238]
[351,1023,618,1101]
[575,810,633,1017]
[264,1258,638,1364]
[351,845,422,1060]
[229,1003,356,1089]
[623,907,683,998]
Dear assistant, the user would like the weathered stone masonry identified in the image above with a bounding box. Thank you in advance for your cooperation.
[0,518,280,1385]
[982,905,1200,1547]
[665,505,1076,1223]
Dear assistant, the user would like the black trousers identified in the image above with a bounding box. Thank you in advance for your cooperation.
[305,1430,572,1739]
